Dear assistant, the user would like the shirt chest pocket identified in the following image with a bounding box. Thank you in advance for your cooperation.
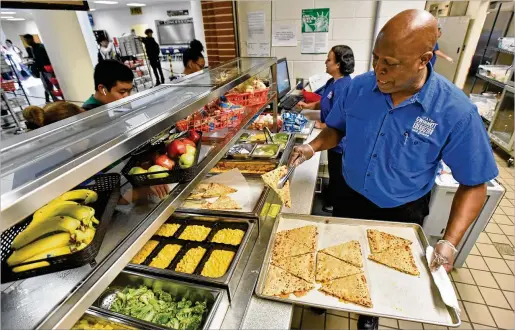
[390,134,439,172]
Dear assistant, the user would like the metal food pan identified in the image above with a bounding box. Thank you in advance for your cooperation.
[127,214,255,287]
[255,213,461,328]
[92,270,224,330]
[251,144,281,159]
[74,309,148,330]
[225,143,256,160]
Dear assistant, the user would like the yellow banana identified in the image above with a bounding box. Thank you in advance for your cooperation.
[7,233,71,266]
[23,246,73,263]
[31,201,79,225]
[72,227,96,245]
[11,216,81,249]
[12,261,50,273]
[50,189,98,205]
[32,204,94,226]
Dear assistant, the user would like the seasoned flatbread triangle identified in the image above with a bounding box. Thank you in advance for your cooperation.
[261,166,291,208]
[316,252,363,283]
[202,195,241,210]
[271,236,312,263]
[202,183,238,198]
[368,245,420,276]
[263,265,314,297]
[320,273,373,308]
[276,225,318,251]
[272,253,315,282]
[320,240,363,268]
[367,229,412,253]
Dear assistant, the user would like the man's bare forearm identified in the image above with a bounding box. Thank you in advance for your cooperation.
[443,183,487,246]
[308,127,344,152]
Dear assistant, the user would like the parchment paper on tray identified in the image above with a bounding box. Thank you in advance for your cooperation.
[181,169,252,211]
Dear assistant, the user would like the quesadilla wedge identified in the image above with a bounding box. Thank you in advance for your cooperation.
[263,265,314,297]
[202,195,241,210]
[320,273,373,308]
[367,229,412,253]
[316,252,363,283]
[320,240,363,268]
[272,253,315,282]
[202,183,238,198]
[271,235,312,263]
[368,244,420,276]
[275,225,318,251]
[261,166,291,207]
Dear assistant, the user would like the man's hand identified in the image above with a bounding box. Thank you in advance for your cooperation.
[288,144,315,167]
[314,120,326,129]
[296,101,309,110]
[150,184,170,200]
[430,240,457,273]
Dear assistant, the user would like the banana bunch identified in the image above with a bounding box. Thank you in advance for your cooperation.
[8,189,99,272]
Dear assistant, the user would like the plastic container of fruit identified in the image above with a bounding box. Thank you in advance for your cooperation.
[121,131,203,186]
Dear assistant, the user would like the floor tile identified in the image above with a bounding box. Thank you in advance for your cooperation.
[505,191,515,200]
[503,254,514,261]
[458,301,469,322]
[508,260,515,274]
[422,323,448,329]
[470,269,499,288]
[455,283,485,303]
[350,318,358,330]
[451,268,475,285]
[500,199,514,207]
[485,223,504,235]
[493,214,513,225]
[472,323,496,329]
[327,309,349,317]
[379,317,398,328]
[498,224,514,236]
[489,306,515,329]
[450,321,471,330]
[476,243,502,258]
[508,236,515,246]
[466,255,490,271]
[486,233,512,245]
[326,314,349,330]
[493,273,515,291]
[462,302,496,327]
[379,326,396,330]
[349,313,360,320]
[502,291,514,310]
[291,305,303,329]
[495,206,506,216]
[301,308,325,330]
[477,232,493,244]
[484,257,512,274]
[398,320,423,329]
[500,206,514,217]
[469,244,480,256]
[478,286,511,309]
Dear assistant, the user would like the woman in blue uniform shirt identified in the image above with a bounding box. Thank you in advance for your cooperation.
[297,45,355,213]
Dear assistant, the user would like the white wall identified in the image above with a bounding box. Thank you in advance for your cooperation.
[0,20,41,57]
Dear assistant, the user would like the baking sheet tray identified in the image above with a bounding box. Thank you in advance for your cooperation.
[255,213,460,327]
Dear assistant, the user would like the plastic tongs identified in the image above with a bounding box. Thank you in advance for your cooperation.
[264,127,274,144]
[277,161,301,189]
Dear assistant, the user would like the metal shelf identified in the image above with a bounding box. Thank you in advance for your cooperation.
[1,57,279,330]
[486,46,515,55]
[475,73,509,89]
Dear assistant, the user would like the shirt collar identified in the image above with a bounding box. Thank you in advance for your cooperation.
[373,63,436,112]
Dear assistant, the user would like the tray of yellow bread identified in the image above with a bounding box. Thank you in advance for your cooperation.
[127,213,255,287]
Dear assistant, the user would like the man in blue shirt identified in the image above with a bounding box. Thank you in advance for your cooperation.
[290,10,497,330]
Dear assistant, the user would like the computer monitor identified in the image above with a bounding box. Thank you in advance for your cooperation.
[277,58,291,99]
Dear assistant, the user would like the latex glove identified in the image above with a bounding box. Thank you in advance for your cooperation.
[288,144,314,167]
[448,57,454,64]
[296,101,309,110]
[430,240,457,273]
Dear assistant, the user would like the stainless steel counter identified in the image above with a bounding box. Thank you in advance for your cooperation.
[220,129,322,330]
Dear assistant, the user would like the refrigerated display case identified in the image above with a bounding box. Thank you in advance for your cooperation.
[488,85,514,165]
[0,57,280,330]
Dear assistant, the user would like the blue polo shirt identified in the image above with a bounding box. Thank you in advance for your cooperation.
[325,65,498,208]
[320,75,352,154]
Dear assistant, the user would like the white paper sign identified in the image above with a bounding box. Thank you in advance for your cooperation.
[272,23,297,47]
[301,32,328,54]
[247,11,266,41]
[247,41,270,57]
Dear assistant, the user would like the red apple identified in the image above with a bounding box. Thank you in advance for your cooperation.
[181,138,196,148]
[167,139,186,158]
[155,154,175,170]
[188,130,201,143]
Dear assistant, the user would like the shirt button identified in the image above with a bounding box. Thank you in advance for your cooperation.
[373,154,377,158]
[380,133,385,136]
[389,111,393,114]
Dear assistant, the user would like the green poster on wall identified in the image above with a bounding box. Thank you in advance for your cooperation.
[301,8,330,33]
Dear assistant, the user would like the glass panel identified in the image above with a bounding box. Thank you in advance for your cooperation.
[491,90,514,145]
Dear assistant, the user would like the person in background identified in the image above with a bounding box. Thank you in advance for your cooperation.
[23,102,83,130]
[182,48,205,75]
[2,39,30,79]
[81,59,134,111]
[289,10,497,329]
[430,24,453,68]
[23,34,57,103]
[296,45,354,214]
[139,29,165,86]
[189,39,204,56]
[97,36,118,62]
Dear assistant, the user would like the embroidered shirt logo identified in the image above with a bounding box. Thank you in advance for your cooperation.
[412,116,438,137]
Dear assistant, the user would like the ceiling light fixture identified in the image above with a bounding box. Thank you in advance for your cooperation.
[127,3,146,6]
[1,16,14,19]
[1,11,16,15]
[94,1,118,4]
[7,18,25,21]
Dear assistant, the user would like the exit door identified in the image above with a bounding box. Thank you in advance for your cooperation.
[434,16,470,82]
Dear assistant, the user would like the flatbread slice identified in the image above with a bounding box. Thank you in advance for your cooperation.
[368,245,420,276]
[202,183,238,198]
[276,225,318,251]
[272,253,315,282]
[271,236,312,263]
[367,229,412,253]
[320,273,373,308]
[263,265,314,297]
[202,195,241,210]
[261,166,291,208]
[316,252,363,283]
[320,240,363,268]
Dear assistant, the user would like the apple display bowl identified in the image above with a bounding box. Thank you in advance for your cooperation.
[121,131,203,187]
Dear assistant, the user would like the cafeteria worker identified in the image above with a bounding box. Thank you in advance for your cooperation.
[297,45,355,214]
[289,10,498,330]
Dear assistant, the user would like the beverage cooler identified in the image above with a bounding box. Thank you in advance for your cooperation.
[488,85,514,166]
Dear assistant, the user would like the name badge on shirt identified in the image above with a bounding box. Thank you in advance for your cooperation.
[327,91,333,99]
[412,116,438,137]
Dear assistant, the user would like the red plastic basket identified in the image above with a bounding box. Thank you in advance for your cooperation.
[1,80,16,92]
[44,65,54,73]
[225,88,269,107]
[49,77,59,86]
[176,107,246,133]
[51,89,63,97]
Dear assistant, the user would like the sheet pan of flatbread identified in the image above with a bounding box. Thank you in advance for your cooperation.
[255,213,460,327]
